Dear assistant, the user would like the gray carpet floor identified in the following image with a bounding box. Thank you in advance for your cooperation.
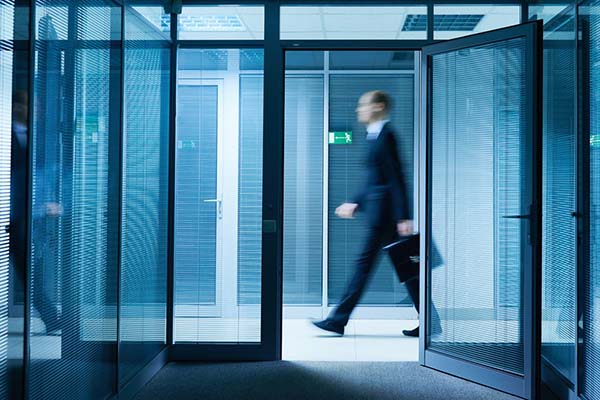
[134,361,521,400]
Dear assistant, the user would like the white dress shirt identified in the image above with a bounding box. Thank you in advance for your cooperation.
[366,119,389,141]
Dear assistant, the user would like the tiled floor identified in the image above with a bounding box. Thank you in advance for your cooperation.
[283,319,419,361]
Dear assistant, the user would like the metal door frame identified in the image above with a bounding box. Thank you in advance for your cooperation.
[418,21,543,399]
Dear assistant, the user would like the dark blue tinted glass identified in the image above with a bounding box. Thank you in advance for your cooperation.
[583,0,600,397]
[530,5,577,384]
[29,2,119,398]
[329,51,414,70]
[285,51,324,70]
[4,1,27,398]
[119,6,169,386]
[429,37,527,375]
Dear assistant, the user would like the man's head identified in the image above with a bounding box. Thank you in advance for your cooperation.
[356,90,391,124]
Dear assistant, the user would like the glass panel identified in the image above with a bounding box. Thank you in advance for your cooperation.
[433,5,521,40]
[283,74,324,305]
[281,6,427,40]
[529,5,570,31]
[328,69,415,306]
[582,0,600,397]
[119,6,169,386]
[329,51,415,70]
[178,49,228,71]
[174,49,263,343]
[4,1,25,398]
[429,38,527,375]
[178,6,264,40]
[240,49,264,70]
[29,1,119,398]
[285,51,324,70]
[530,5,577,383]
[132,6,170,34]
[34,4,68,41]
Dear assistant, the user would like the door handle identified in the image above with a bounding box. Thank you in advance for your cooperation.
[203,199,223,219]
[502,214,530,219]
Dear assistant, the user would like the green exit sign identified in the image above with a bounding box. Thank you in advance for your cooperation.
[329,131,352,144]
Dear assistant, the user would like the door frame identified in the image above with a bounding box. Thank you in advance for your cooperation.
[418,21,543,399]
[169,2,534,363]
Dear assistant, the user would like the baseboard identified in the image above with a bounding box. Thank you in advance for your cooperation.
[541,357,577,400]
[116,346,169,400]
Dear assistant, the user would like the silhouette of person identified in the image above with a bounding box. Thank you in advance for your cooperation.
[9,89,62,335]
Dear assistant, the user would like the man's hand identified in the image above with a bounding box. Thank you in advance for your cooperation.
[397,220,414,236]
[335,203,358,219]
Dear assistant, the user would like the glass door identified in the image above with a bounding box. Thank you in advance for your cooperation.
[172,48,266,358]
[419,22,542,399]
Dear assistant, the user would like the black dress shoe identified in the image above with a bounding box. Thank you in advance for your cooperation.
[312,319,344,336]
[403,322,443,337]
[402,326,419,337]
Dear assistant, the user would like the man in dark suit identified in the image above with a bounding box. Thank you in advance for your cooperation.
[313,90,421,337]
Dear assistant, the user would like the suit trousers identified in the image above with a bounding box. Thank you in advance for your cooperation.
[9,220,60,331]
[328,223,404,327]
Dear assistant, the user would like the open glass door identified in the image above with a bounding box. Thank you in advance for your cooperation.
[419,22,543,399]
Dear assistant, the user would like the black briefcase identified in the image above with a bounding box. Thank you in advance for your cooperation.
[383,234,420,282]
[383,234,443,283]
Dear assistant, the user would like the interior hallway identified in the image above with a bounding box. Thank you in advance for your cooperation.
[133,361,523,400]
[283,319,419,361]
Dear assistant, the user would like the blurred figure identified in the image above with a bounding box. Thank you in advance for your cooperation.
[313,90,421,336]
[9,89,61,335]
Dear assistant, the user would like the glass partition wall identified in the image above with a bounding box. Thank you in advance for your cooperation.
[6,1,600,399]
[174,48,264,343]
[26,1,171,399]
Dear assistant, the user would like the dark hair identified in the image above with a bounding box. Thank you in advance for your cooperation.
[370,90,392,112]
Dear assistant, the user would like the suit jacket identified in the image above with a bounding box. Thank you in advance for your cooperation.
[352,122,409,228]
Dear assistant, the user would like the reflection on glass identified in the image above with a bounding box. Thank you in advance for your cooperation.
[178,6,264,40]
[582,0,600,398]
[433,5,521,40]
[29,2,118,398]
[174,49,263,343]
[530,5,577,383]
[4,0,25,398]
[119,6,169,386]
[132,6,170,33]
[429,38,527,375]
[280,6,427,40]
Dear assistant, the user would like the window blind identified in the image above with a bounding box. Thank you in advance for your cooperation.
[583,0,600,397]
[428,38,526,375]
[29,2,118,398]
[283,75,324,305]
[119,6,169,386]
